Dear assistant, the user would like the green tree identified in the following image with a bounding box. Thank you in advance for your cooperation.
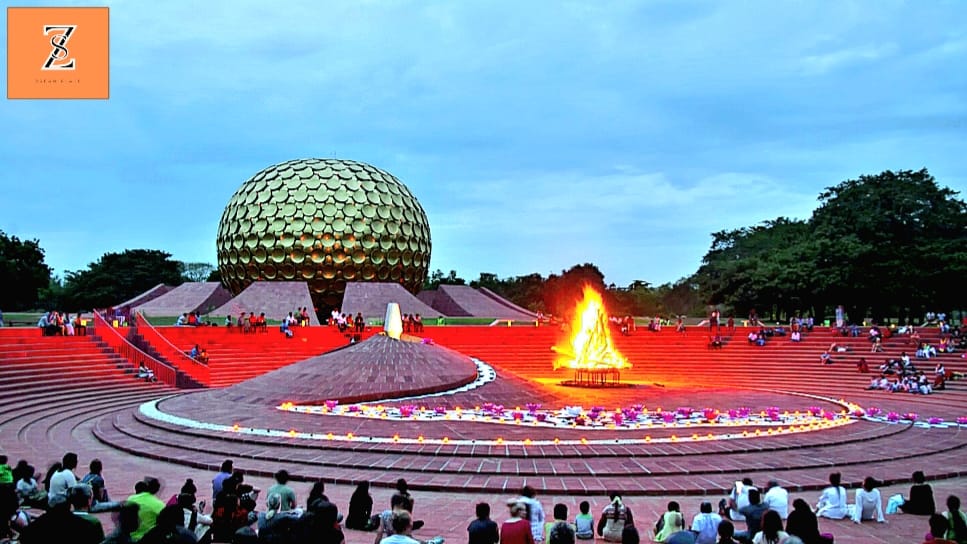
[0,231,52,310]
[37,276,67,310]
[695,218,815,320]
[695,169,967,322]
[656,276,704,317]
[422,269,467,290]
[542,263,611,318]
[63,249,184,310]
[811,169,967,320]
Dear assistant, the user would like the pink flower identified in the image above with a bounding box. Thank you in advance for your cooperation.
[866,407,882,417]
[434,406,446,415]
[348,405,361,413]
[512,411,524,421]
[905,412,919,422]
[886,412,900,422]
[927,417,943,425]
[526,403,541,414]
[535,413,548,422]
[613,413,625,426]
[324,400,338,410]
[807,406,822,416]
[957,417,967,425]
[661,411,677,423]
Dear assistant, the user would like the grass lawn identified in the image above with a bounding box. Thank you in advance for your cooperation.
[143,315,284,326]
[1,312,44,326]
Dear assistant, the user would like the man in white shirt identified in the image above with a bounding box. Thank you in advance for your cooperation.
[380,511,444,544]
[518,485,546,543]
[764,480,789,519]
[728,478,757,521]
[48,452,79,504]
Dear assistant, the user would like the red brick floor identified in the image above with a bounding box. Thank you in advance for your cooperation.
[2,333,965,544]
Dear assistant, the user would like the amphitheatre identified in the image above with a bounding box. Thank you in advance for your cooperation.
[1,159,964,544]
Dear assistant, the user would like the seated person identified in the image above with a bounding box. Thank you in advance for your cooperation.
[856,358,870,373]
[868,377,890,390]
[256,313,267,332]
[790,330,802,342]
[137,363,156,382]
[248,313,257,332]
[709,335,723,349]
[280,319,294,338]
[916,374,932,395]
[748,331,759,344]
[72,314,87,336]
[820,351,833,365]
[37,313,50,334]
[871,337,883,353]
[187,312,198,326]
[879,359,898,376]
[197,349,210,365]
[175,313,187,326]
[189,345,200,359]
[225,314,233,328]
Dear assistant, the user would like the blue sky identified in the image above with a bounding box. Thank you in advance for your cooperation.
[2,0,965,287]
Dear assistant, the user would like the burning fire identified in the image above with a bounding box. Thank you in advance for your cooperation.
[552,286,630,370]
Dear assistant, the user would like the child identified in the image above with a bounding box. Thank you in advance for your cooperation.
[468,502,499,544]
[546,503,574,542]
[574,501,594,540]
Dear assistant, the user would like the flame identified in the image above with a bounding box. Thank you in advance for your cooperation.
[553,286,630,370]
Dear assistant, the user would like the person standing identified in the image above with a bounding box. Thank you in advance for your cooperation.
[519,486,546,543]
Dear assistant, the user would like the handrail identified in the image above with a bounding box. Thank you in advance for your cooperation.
[134,312,210,386]
[92,311,178,387]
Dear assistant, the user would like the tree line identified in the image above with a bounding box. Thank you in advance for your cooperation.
[2,169,964,321]
[425,169,967,322]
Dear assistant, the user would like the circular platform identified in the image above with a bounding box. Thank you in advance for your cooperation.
[90,334,967,495]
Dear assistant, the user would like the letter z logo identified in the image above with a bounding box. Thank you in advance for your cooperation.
[42,25,77,70]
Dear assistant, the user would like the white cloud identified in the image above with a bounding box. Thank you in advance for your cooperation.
[800,43,898,75]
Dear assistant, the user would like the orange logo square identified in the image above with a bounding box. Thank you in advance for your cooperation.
[7,6,109,99]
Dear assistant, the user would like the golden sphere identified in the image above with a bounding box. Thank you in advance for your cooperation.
[216,159,431,308]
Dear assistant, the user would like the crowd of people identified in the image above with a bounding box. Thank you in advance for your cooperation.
[176,312,211,327]
[36,311,88,336]
[3,453,967,544]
